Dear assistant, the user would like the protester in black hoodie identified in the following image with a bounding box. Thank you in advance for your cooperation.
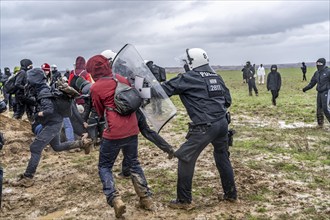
[301,62,307,81]
[303,58,330,127]
[11,68,91,187]
[267,65,282,106]
[1,67,14,110]
[13,59,34,120]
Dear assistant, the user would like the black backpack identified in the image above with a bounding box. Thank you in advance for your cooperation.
[3,74,18,94]
[106,74,142,116]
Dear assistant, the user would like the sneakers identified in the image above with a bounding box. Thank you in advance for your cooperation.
[168,199,195,210]
[11,174,34,188]
[139,196,155,211]
[112,197,126,218]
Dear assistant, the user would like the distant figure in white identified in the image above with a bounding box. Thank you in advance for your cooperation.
[257,64,265,85]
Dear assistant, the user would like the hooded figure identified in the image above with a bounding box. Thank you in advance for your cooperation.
[267,65,282,106]
[303,58,330,126]
[27,68,48,86]
[11,68,91,188]
[13,59,33,120]
[0,67,11,83]
[301,62,307,81]
[87,54,154,217]
[68,56,93,105]
[71,56,93,83]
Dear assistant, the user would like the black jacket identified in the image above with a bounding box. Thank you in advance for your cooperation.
[242,64,255,80]
[267,67,282,91]
[15,59,33,96]
[162,64,230,124]
[303,66,330,93]
[301,65,307,74]
[35,84,63,126]
[0,68,11,83]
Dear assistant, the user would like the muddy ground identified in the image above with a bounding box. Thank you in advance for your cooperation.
[0,106,329,220]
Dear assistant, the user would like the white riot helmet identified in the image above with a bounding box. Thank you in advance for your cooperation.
[51,64,57,71]
[101,49,117,62]
[186,48,209,70]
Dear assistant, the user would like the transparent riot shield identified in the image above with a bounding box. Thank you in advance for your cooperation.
[112,44,177,133]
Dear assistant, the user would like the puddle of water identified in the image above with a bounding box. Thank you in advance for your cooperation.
[278,121,315,129]
[37,210,67,220]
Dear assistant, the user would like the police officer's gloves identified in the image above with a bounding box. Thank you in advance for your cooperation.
[228,129,236,147]
[302,88,307,93]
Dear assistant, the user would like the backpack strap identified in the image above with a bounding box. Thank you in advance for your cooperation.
[105,106,115,112]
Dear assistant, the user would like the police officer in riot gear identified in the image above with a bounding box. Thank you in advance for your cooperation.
[242,61,258,96]
[303,58,330,127]
[162,48,237,209]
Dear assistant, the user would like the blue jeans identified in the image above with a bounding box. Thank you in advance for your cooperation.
[99,135,151,205]
[24,122,76,178]
[174,117,237,203]
[63,117,75,142]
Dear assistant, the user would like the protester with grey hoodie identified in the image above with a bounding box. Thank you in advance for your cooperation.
[11,68,91,188]
[267,65,282,106]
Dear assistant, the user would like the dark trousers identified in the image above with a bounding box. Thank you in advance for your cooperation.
[271,90,279,105]
[99,136,151,204]
[174,117,237,203]
[302,73,307,81]
[87,113,104,143]
[13,97,26,119]
[317,91,330,125]
[248,79,258,95]
[13,96,34,121]
[120,110,172,176]
[24,122,75,177]
[3,90,14,109]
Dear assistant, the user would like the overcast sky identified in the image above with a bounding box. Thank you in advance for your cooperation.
[1,0,329,70]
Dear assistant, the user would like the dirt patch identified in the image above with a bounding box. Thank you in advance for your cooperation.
[0,111,329,219]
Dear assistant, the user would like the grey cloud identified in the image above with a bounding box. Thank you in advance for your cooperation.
[0,1,329,69]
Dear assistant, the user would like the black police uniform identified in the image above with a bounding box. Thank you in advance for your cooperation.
[303,64,330,125]
[162,64,237,203]
[243,63,258,96]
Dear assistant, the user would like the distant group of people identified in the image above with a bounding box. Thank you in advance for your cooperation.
[0,46,329,218]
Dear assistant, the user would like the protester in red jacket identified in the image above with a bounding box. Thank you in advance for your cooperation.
[68,56,93,105]
[68,56,93,84]
[86,54,154,218]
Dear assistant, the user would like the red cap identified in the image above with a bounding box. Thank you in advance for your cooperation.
[41,63,50,71]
